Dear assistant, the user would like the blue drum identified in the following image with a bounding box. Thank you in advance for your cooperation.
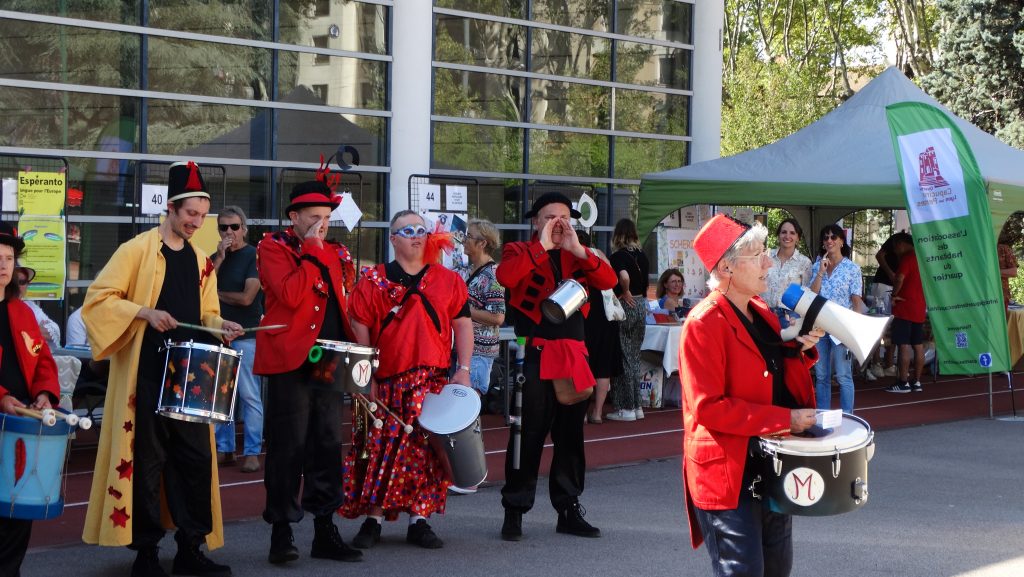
[0,412,73,520]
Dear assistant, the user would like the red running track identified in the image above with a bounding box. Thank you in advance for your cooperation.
[26,370,1024,549]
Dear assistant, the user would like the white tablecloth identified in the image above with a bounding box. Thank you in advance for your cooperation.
[640,324,683,375]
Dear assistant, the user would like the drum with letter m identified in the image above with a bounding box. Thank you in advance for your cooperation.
[753,413,874,516]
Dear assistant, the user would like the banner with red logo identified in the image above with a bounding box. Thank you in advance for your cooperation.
[886,102,1008,374]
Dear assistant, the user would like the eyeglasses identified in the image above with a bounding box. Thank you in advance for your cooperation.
[734,250,769,261]
[465,234,484,243]
[823,233,840,241]
[16,279,28,286]
[392,225,428,239]
[218,223,241,232]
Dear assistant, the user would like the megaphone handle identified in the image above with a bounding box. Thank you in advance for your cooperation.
[798,295,829,336]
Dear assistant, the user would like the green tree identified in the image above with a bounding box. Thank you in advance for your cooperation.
[921,0,1024,149]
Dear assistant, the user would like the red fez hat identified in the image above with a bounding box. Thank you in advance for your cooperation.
[693,214,751,272]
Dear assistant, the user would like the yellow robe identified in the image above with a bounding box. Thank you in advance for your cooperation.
[81,227,226,549]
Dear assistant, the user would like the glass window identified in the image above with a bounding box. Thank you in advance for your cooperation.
[613,136,687,180]
[280,52,387,110]
[531,28,611,82]
[146,99,268,158]
[279,0,388,55]
[617,1,693,44]
[616,41,690,90]
[531,0,612,33]
[434,14,525,72]
[434,69,524,123]
[72,222,142,280]
[530,79,609,130]
[10,0,140,25]
[0,21,140,90]
[313,35,331,65]
[148,37,272,100]
[528,129,608,178]
[432,122,524,174]
[434,0,527,20]
[149,1,274,41]
[0,87,139,153]
[274,110,386,167]
[615,88,688,136]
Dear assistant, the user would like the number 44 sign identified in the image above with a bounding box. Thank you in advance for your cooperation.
[142,184,169,215]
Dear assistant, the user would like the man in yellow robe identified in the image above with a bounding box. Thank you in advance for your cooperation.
[82,161,243,577]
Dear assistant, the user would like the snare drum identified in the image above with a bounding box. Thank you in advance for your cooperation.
[418,384,487,489]
[753,414,874,516]
[307,340,378,394]
[0,412,73,520]
[158,341,241,424]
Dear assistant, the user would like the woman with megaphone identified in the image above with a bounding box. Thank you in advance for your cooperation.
[679,214,823,577]
[809,224,865,414]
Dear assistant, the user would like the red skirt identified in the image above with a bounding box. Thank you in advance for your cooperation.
[339,365,449,520]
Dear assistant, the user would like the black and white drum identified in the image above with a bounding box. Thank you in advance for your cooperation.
[753,414,874,516]
[307,340,378,394]
[158,341,241,424]
[418,384,487,489]
[542,279,588,324]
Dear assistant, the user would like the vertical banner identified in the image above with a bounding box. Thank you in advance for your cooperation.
[886,102,1008,374]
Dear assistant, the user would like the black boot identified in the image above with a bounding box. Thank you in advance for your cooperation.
[311,515,363,562]
[406,519,444,549]
[132,546,169,577]
[268,522,299,565]
[501,510,523,541]
[172,533,232,576]
[351,517,382,549]
[556,502,601,538]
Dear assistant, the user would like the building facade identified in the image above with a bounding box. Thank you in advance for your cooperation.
[0,0,722,317]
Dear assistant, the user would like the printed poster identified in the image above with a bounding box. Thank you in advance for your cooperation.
[19,216,66,300]
[17,171,65,216]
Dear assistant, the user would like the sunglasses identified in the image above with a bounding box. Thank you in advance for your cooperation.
[392,225,428,239]
[16,279,28,286]
[218,223,242,232]
[823,233,841,241]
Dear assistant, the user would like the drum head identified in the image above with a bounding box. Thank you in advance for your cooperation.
[764,414,872,455]
[419,384,481,434]
[315,339,377,355]
[165,340,239,358]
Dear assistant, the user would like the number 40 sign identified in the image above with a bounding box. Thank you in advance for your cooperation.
[142,184,169,215]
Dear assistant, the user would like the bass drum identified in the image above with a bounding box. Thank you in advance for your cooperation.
[418,384,487,490]
[753,413,875,516]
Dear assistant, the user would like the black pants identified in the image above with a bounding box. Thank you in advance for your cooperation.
[501,351,588,514]
[0,518,31,577]
[692,464,794,577]
[262,369,345,524]
[131,372,213,549]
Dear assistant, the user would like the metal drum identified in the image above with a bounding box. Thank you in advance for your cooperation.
[753,413,875,516]
[418,384,487,489]
[541,279,588,324]
[307,340,378,394]
[0,412,73,520]
[158,341,241,424]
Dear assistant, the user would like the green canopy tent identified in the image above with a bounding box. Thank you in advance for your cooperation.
[638,67,1024,243]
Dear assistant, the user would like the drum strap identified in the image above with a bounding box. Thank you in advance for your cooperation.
[378,265,442,340]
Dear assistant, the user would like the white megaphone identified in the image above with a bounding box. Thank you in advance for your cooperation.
[779,284,891,364]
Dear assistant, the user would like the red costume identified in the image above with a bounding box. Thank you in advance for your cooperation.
[678,291,817,548]
[254,229,355,375]
[340,263,469,519]
[0,299,59,402]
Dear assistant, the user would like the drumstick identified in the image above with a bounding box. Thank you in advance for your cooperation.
[354,393,412,433]
[242,324,288,333]
[14,406,57,426]
[175,322,230,336]
[352,394,384,429]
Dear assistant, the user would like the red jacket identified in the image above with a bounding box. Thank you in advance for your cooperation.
[254,229,356,375]
[678,291,817,549]
[0,298,60,404]
[497,240,617,324]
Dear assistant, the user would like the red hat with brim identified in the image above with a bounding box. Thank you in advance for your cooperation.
[693,214,751,272]
[286,181,342,214]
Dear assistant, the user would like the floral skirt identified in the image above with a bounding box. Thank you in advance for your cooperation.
[339,365,449,520]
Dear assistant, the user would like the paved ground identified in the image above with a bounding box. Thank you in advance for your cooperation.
[24,418,1024,577]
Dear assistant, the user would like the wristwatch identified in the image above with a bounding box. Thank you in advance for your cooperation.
[456,364,471,372]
